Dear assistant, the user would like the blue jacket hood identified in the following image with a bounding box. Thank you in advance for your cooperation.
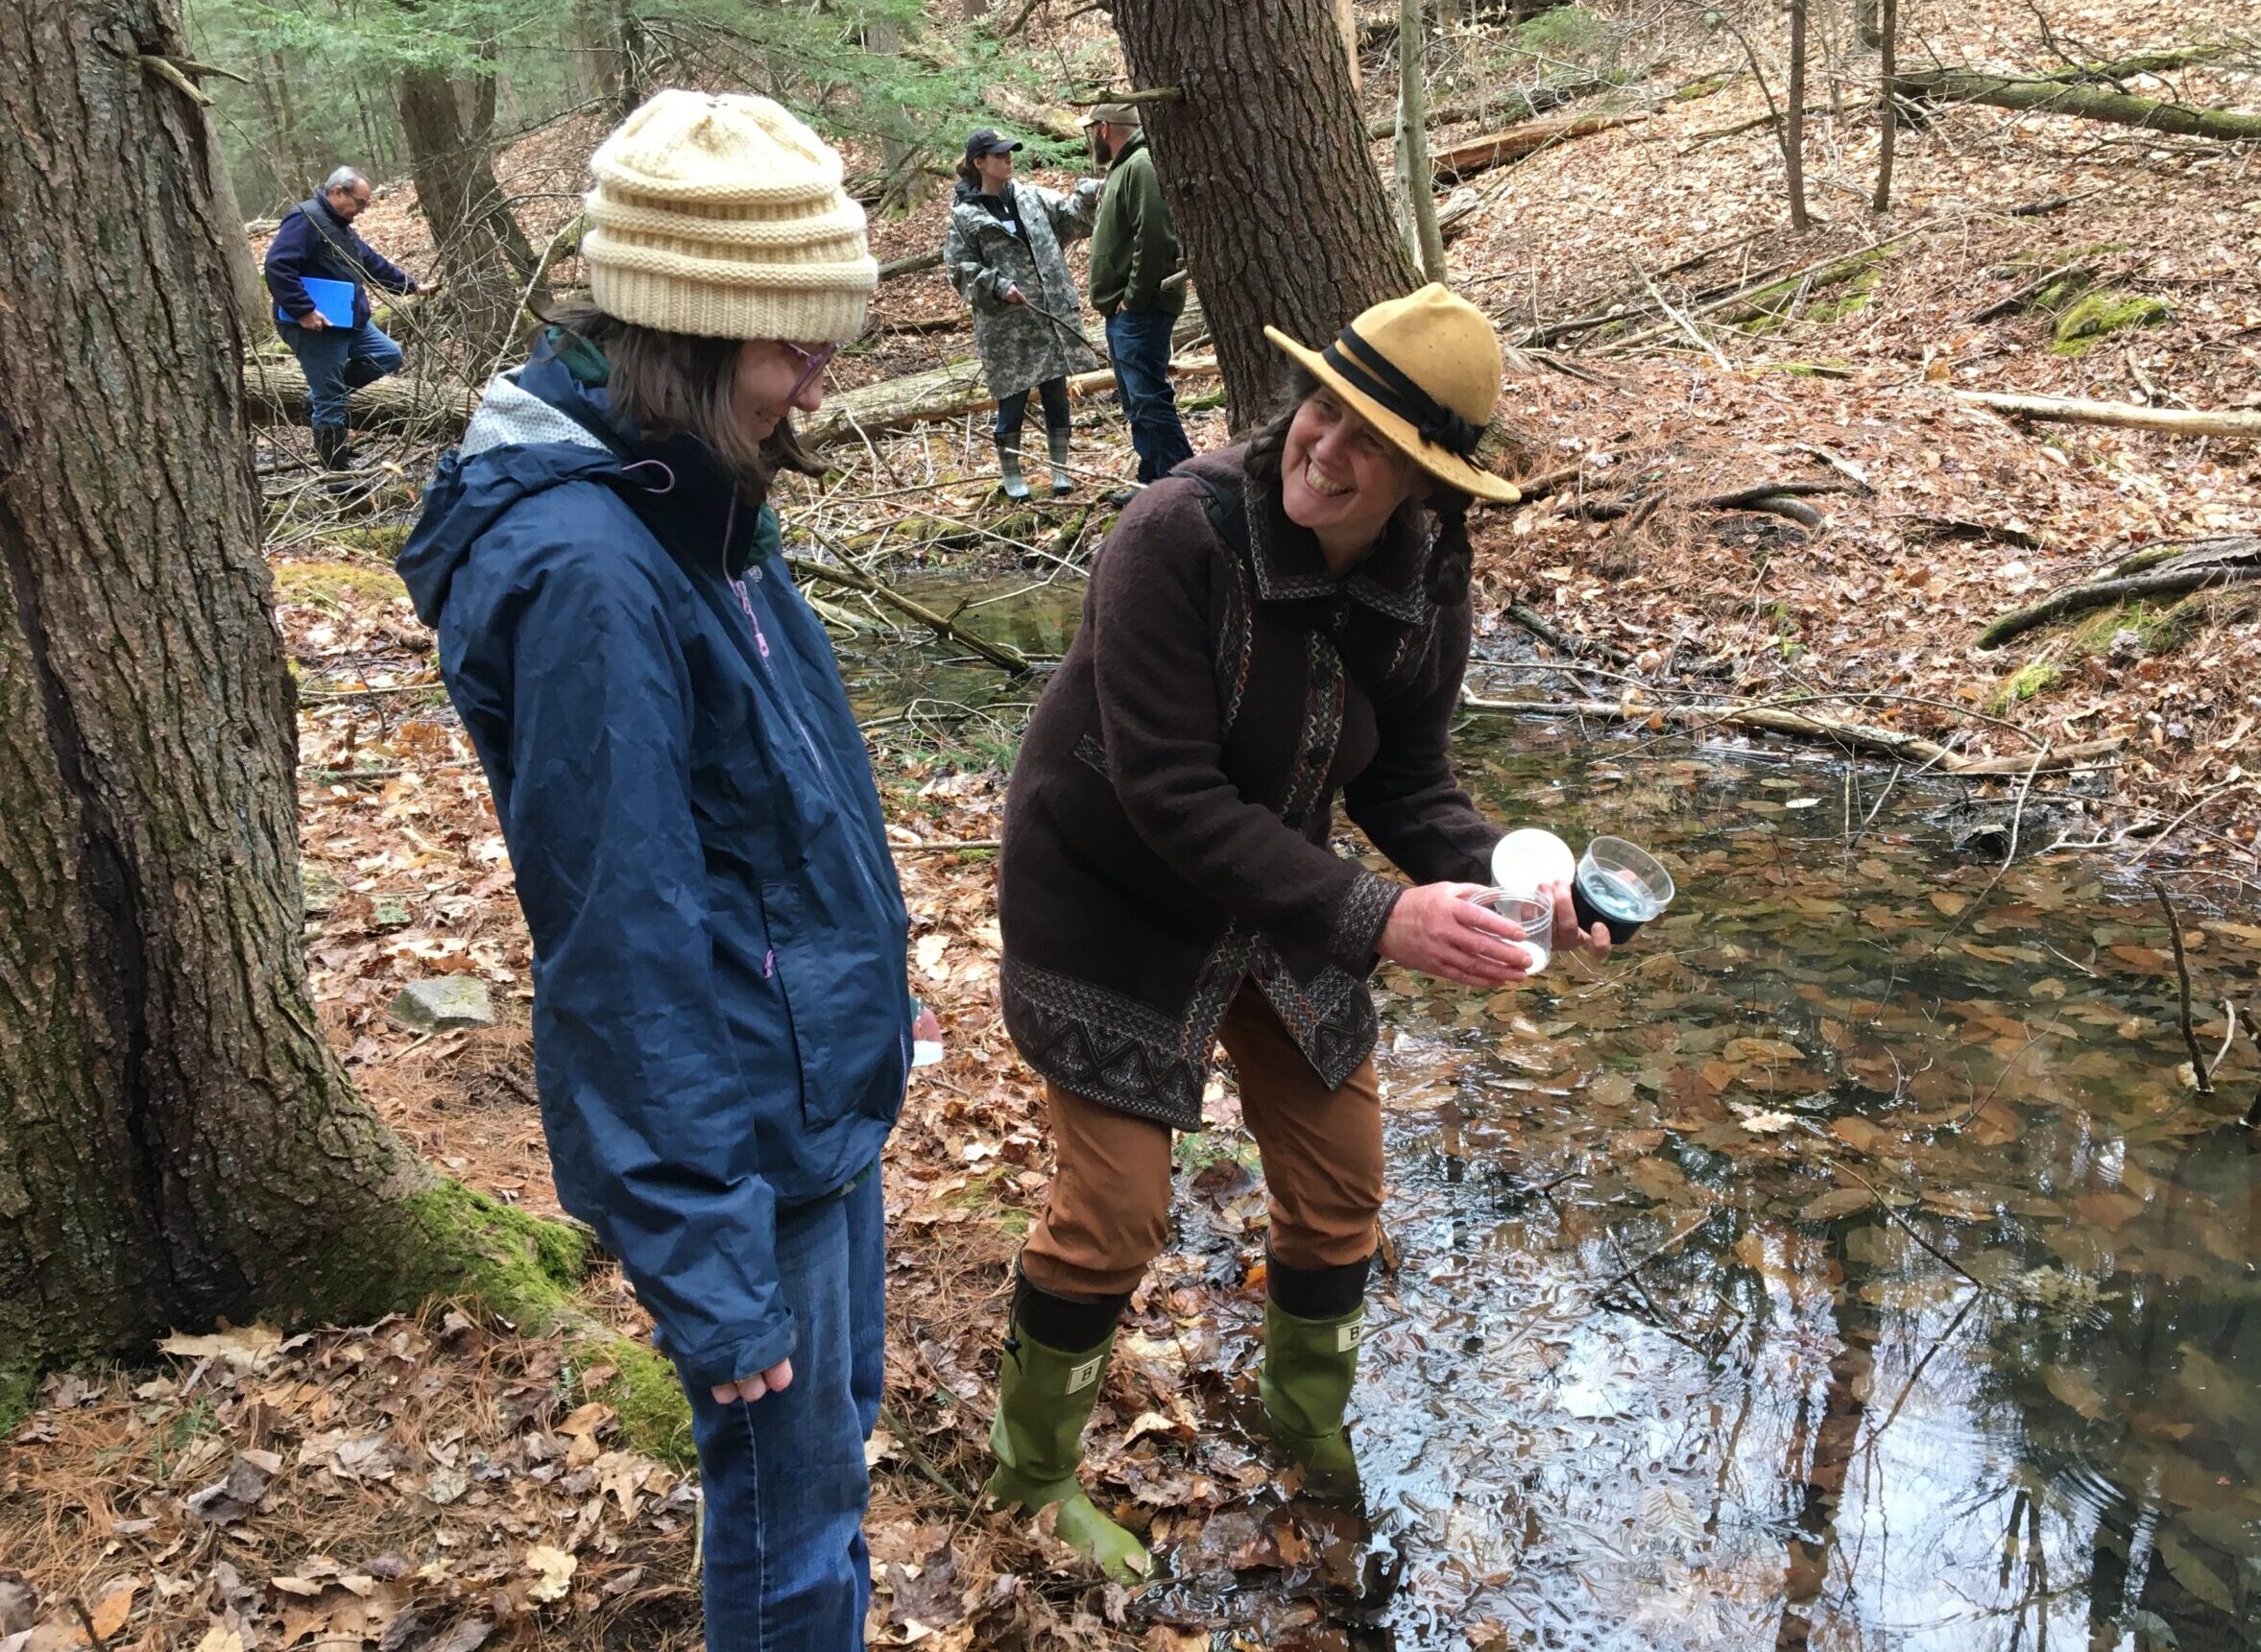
[397,349,640,628]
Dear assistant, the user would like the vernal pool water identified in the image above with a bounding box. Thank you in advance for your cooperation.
[842,576,2261,1650]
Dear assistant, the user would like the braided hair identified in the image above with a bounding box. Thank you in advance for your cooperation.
[1242,366,1479,608]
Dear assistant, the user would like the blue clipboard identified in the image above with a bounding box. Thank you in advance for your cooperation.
[279,275,357,327]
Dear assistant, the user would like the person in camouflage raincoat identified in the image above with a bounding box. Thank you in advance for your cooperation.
[944,130,1101,499]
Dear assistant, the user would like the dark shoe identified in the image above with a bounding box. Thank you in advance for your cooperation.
[312,425,352,472]
[996,435,1031,502]
[1046,427,1074,497]
[1259,1300,1363,1497]
[1104,486,1138,509]
[986,1325,1150,1582]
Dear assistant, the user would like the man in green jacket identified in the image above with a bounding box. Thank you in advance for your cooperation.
[1082,104,1194,488]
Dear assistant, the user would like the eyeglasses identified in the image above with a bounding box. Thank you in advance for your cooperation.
[781,340,839,400]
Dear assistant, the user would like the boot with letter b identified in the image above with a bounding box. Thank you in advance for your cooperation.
[985,1276,1150,1582]
[1257,1254,1370,1498]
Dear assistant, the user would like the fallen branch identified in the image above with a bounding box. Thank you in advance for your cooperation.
[1968,260,2091,323]
[1895,66,2261,142]
[1459,693,2122,774]
[801,353,1215,447]
[785,547,1035,674]
[1952,389,2261,441]
[879,249,944,281]
[2152,878,2214,1096]
[1974,539,2260,648]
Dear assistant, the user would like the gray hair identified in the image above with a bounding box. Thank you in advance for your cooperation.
[322,166,369,197]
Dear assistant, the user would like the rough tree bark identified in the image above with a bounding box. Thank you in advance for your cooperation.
[0,0,592,1425]
[1112,0,1421,427]
[397,57,541,367]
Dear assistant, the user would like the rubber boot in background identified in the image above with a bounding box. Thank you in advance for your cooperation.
[986,1286,1149,1582]
[1046,425,1074,498]
[313,425,353,472]
[997,434,1031,501]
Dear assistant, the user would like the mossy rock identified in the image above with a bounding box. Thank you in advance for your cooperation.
[1984,660,2063,715]
[2051,291,2169,354]
[0,1355,35,1436]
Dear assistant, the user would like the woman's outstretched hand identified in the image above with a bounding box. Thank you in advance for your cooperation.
[1379,882,1537,989]
[711,1358,794,1406]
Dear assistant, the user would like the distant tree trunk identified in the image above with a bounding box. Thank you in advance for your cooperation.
[1438,0,1462,29]
[1784,0,1812,230]
[1333,0,1362,96]
[201,105,273,340]
[609,0,649,115]
[1871,0,1897,210]
[397,60,541,366]
[1113,0,1421,428]
[1855,0,1881,49]
[0,0,566,1425]
[1395,0,1447,281]
[257,52,313,198]
[864,17,930,210]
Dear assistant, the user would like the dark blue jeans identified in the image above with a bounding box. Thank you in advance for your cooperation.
[683,1165,884,1652]
[277,317,404,430]
[994,375,1071,441]
[1105,308,1194,483]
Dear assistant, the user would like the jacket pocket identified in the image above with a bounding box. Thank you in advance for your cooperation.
[759,869,908,1133]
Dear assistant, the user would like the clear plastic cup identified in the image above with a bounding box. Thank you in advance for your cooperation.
[1572,836,1675,945]
[1487,890,1553,973]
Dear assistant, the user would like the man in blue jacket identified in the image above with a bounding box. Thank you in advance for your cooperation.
[263,166,439,471]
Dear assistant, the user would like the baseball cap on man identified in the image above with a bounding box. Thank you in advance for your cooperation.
[1078,102,1143,129]
[964,128,1022,159]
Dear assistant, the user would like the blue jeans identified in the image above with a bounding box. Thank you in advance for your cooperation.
[1105,308,1194,483]
[684,1165,884,1652]
[995,375,1070,441]
[278,316,404,430]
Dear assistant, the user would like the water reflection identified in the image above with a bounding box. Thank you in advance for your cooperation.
[1370,723,2260,1650]
[834,574,2260,1647]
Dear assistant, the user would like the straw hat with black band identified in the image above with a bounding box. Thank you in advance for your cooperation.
[1263,282,1520,505]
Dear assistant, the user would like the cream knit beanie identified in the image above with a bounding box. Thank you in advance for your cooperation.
[582,89,878,344]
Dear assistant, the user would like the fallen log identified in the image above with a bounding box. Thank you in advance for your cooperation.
[800,353,1217,447]
[1952,390,2261,441]
[1460,692,2123,773]
[1431,112,1649,179]
[1894,67,2261,142]
[1976,541,2260,649]
[879,249,945,282]
[243,354,478,437]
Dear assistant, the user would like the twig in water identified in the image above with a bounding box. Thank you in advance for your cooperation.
[1836,1166,1998,1296]
[2210,999,2238,1080]
[2151,877,2213,1095]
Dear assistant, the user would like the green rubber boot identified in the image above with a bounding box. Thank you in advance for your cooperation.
[985,1328,1151,1582]
[1258,1301,1364,1496]
[996,434,1031,501]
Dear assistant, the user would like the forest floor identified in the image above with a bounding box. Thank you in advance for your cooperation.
[6,2,2259,1650]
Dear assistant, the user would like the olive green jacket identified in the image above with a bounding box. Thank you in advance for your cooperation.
[1087,134,1185,319]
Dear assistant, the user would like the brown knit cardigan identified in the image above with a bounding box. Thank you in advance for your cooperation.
[998,444,1498,1130]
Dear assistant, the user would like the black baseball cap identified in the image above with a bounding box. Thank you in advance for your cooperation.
[964,128,1022,159]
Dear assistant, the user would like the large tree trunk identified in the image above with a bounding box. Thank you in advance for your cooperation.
[397,61,541,369]
[0,0,580,1424]
[1113,0,1420,428]
[200,103,273,341]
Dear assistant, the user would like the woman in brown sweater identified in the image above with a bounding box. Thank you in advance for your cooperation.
[985,285,1609,1576]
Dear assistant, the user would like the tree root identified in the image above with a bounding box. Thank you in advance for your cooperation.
[1975,539,2259,648]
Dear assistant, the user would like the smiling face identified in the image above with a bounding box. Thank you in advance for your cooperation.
[1279,389,1426,567]
[729,338,830,443]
